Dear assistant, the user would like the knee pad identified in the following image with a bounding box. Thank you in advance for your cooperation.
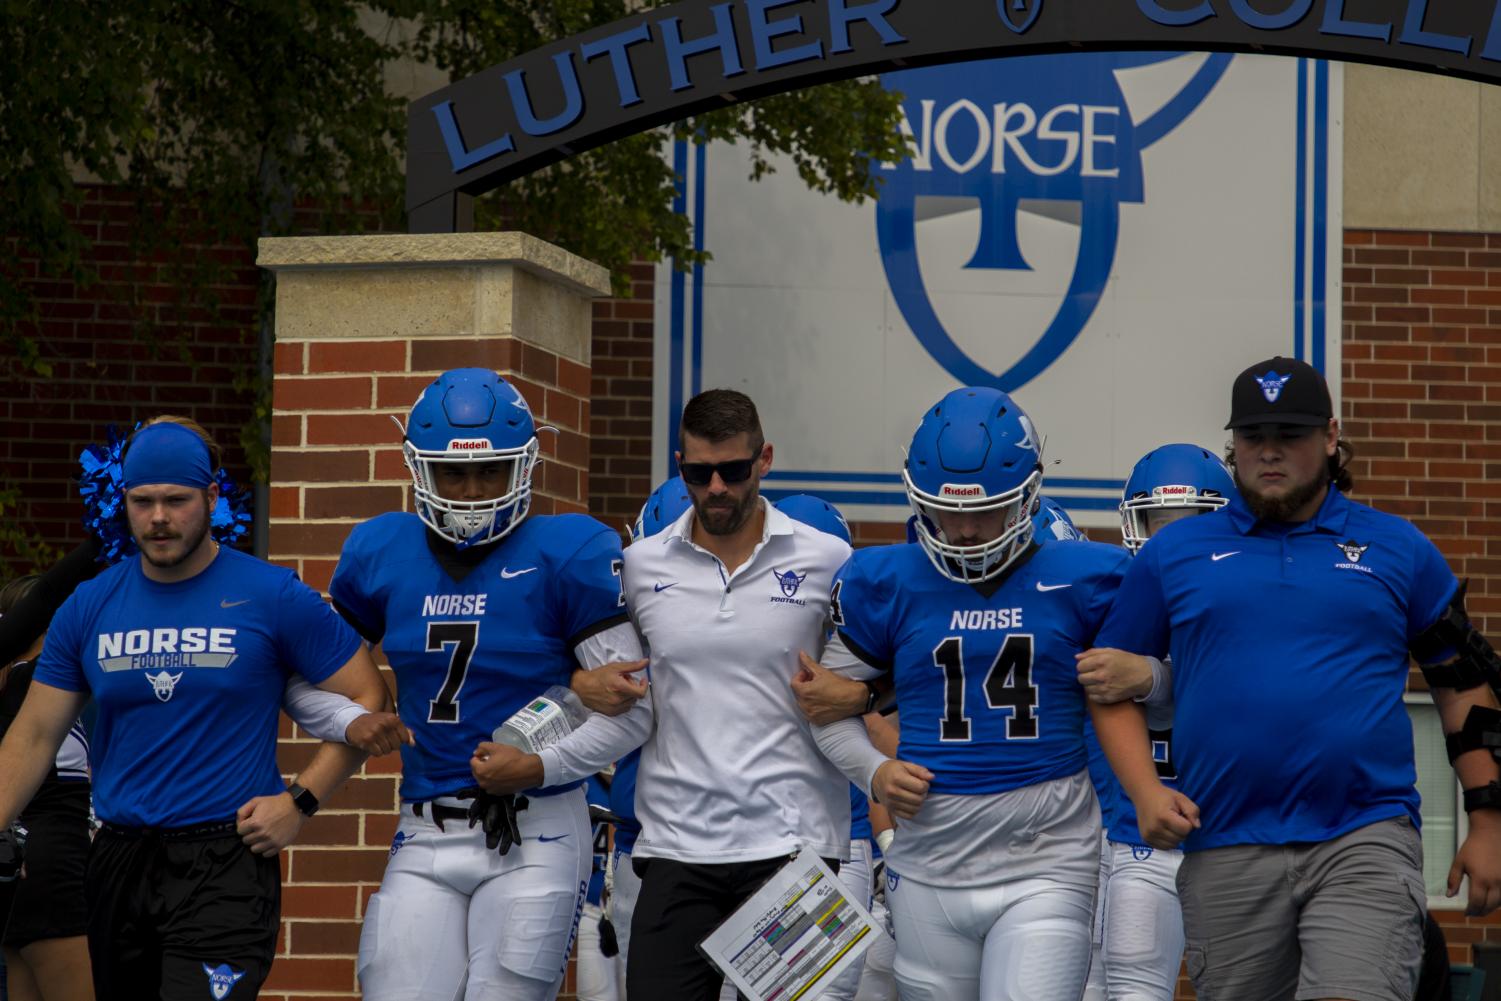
[496,887,586,983]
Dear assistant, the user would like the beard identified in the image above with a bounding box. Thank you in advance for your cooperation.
[694,488,758,537]
[138,517,211,568]
[1238,469,1326,522]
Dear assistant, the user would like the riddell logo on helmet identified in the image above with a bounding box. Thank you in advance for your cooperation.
[1154,485,1194,498]
[447,438,493,451]
[940,484,985,498]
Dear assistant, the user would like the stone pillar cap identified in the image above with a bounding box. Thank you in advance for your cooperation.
[258,232,611,298]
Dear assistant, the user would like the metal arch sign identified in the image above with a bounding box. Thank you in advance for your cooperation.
[408,0,1501,231]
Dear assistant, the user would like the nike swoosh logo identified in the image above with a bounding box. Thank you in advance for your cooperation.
[220,599,251,608]
[1035,582,1071,592]
[537,834,569,843]
[500,567,537,579]
[1211,552,1240,562]
[654,582,678,592]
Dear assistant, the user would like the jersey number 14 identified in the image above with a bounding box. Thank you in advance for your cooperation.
[932,634,1038,742]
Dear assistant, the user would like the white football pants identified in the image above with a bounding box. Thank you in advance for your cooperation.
[609,848,641,997]
[1082,839,1185,1001]
[357,789,592,1001]
[575,901,623,1001]
[887,871,1094,1001]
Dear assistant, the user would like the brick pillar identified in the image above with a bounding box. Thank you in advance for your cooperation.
[255,232,610,999]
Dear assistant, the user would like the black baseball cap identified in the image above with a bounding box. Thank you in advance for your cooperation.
[1225,356,1333,429]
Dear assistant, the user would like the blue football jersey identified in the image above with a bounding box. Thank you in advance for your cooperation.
[33,548,360,827]
[609,747,641,854]
[1086,715,1179,845]
[585,774,611,905]
[850,783,871,841]
[329,512,630,802]
[833,542,1127,796]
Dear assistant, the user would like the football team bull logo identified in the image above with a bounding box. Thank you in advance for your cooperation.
[202,963,245,999]
[1337,540,1369,563]
[772,569,808,597]
[145,670,183,702]
[875,52,1231,392]
[1256,370,1292,402]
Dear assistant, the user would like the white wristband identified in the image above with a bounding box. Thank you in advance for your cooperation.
[875,828,895,854]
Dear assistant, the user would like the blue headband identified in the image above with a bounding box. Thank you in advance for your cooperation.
[121,423,214,490]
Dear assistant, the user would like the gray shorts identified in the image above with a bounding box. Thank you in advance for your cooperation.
[1176,816,1427,1001]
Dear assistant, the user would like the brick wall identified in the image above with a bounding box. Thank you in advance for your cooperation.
[588,262,656,538]
[1343,228,1501,967]
[0,186,258,563]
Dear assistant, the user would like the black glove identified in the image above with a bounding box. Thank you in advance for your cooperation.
[0,824,26,883]
[599,914,619,957]
[457,787,528,856]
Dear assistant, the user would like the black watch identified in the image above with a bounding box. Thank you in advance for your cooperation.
[286,782,320,818]
[863,680,881,715]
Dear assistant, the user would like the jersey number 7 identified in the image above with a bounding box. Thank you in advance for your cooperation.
[427,621,480,724]
[932,634,1038,742]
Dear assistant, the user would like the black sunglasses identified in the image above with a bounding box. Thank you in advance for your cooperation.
[679,457,757,487]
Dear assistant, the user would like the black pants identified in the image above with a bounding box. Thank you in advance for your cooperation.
[0,780,91,947]
[627,855,840,1001]
[85,822,279,1001]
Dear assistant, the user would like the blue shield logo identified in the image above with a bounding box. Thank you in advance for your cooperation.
[1132,845,1155,862]
[997,0,1043,34]
[876,53,1232,392]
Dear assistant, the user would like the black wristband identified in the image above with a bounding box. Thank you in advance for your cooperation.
[1462,780,1501,814]
[863,680,880,715]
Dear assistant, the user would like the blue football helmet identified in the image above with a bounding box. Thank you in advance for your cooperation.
[1119,443,1236,553]
[903,387,1044,583]
[1031,494,1083,543]
[400,368,539,548]
[631,476,692,541]
[775,494,852,545]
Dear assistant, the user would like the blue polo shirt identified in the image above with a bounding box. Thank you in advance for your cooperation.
[1096,486,1456,851]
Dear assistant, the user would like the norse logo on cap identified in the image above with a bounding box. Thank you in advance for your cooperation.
[997,0,1043,33]
[1255,371,1291,403]
[1337,540,1369,564]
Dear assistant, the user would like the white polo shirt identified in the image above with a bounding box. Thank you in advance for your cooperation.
[539,498,853,864]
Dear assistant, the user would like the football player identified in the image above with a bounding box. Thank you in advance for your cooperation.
[331,369,647,1001]
[1078,444,1234,1001]
[809,387,1129,1001]
[1032,495,1084,543]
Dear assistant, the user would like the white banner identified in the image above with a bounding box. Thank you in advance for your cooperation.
[653,52,1342,528]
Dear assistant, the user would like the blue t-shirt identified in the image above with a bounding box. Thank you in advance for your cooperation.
[33,548,360,828]
[1095,487,1457,851]
[609,748,641,855]
[585,774,610,905]
[833,541,1127,796]
[329,512,630,802]
[850,783,871,842]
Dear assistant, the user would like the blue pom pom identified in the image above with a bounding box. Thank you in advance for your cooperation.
[78,424,139,565]
[79,424,255,564]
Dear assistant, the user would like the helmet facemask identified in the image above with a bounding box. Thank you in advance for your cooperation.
[904,465,1042,583]
[403,436,539,549]
[1120,485,1228,554]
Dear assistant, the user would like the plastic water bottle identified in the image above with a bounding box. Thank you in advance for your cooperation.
[493,685,589,754]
